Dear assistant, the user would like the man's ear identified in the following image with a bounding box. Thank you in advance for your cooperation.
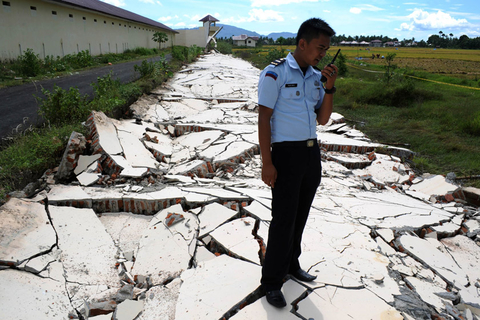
[298,38,306,50]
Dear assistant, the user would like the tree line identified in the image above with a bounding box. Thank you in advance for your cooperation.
[219,32,480,49]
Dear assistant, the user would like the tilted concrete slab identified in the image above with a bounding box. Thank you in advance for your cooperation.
[99,212,152,258]
[136,278,181,320]
[131,205,192,285]
[197,202,239,238]
[116,130,159,169]
[74,154,102,175]
[300,285,404,320]
[88,111,123,155]
[409,174,459,197]
[398,235,469,288]
[49,206,119,297]
[47,184,92,206]
[175,254,261,320]
[0,269,72,319]
[0,198,56,268]
[175,130,225,151]
[210,217,260,264]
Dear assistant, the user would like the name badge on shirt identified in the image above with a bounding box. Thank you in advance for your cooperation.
[285,83,297,88]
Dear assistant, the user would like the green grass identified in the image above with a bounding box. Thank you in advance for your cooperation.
[0,124,85,200]
[334,75,480,185]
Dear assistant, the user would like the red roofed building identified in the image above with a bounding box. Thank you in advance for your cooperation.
[232,34,259,47]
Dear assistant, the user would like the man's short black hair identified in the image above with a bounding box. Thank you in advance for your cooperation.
[296,18,335,46]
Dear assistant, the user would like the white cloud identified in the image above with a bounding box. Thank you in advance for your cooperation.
[350,4,384,14]
[323,10,330,13]
[138,0,154,4]
[251,0,319,7]
[101,0,126,7]
[190,14,202,21]
[158,15,178,22]
[223,9,284,24]
[350,7,362,14]
[156,1,162,5]
[397,9,469,31]
[249,9,284,22]
[175,22,186,27]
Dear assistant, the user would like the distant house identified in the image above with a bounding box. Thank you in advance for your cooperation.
[340,40,368,47]
[370,40,382,47]
[384,41,401,47]
[175,14,222,50]
[0,0,177,60]
[232,34,259,47]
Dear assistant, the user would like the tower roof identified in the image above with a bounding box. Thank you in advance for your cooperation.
[199,15,219,22]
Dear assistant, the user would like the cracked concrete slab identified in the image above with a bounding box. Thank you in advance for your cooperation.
[131,228,191,286]
[233,280,310,319]
[0,198,56,267]
[301,285,404,319]
[0,269,72,319]
[2,52,480,320]
[174,254,261,320]
[49,206,119,286]
[209,217,260,264]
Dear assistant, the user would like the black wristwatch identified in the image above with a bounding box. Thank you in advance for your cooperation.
[324,86,336,94]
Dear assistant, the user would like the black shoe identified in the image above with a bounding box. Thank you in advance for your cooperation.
[266,290,286,308]
[291,269,317,282]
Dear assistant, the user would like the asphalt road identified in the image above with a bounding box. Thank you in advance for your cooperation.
[0,55,170,142]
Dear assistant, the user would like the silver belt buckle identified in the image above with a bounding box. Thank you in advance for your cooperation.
[307,140,314,147]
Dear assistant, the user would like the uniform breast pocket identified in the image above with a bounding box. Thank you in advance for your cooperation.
[311,87,321,101]
[280,87,302,100]
[278,87,303,113]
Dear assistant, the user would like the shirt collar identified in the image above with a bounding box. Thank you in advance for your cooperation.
[286,52,314,78]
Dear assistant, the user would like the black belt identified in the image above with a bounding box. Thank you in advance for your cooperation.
[272,139,318,148]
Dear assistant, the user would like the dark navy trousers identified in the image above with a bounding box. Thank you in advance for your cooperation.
[261,141,322,291]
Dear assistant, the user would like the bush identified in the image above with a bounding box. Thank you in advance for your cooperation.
[216,41,232,54]
[89,72,126,113]
[0,124,83,195]
[43,55,68,73]
[63,50,94,69]
[130,47,157,56]
[19,48,42,77]
[134,59,156,78]
[172,46,188,61]
[36,85,89,126]
[264,48,286,64]
[97,53,123,64]
[336,52,348,76]
[172,45,203,63]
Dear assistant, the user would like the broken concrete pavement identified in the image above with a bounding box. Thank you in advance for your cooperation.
[1,52,479,320]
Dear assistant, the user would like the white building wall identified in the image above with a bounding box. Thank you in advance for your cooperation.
[0,0,175,60]
[175,27,206,47]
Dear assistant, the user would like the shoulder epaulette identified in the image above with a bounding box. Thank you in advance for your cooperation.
[270,58,286,66]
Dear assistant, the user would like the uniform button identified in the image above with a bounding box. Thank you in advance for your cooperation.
[296,91,300,96]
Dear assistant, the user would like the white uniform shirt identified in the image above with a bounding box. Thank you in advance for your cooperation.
[258,52,325,143]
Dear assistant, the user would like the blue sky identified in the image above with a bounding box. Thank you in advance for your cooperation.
[102,0,480,41]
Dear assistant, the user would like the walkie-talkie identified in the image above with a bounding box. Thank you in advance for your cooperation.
[320,48,341,82]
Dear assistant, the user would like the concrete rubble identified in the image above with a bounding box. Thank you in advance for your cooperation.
[1,52,480,320]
